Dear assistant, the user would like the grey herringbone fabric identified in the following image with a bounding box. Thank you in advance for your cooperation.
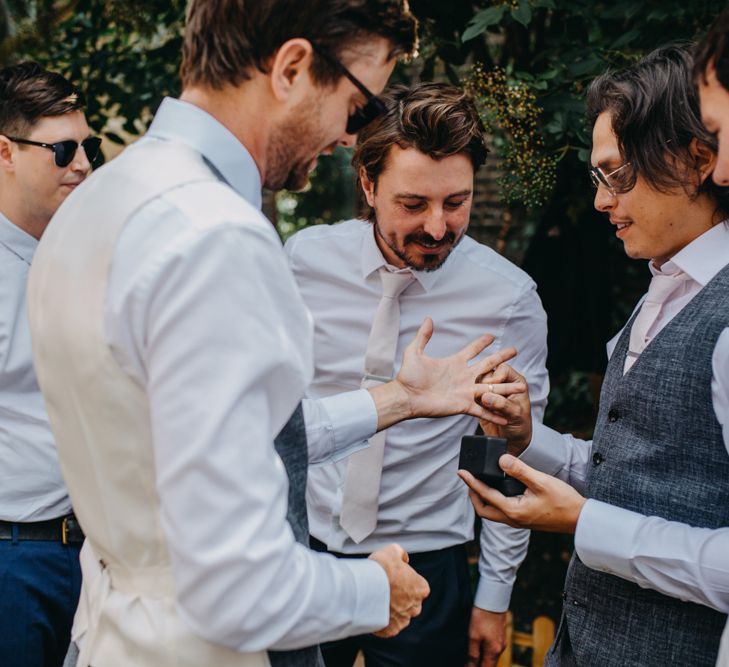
[547,263,729,667]
[269,404,325,667]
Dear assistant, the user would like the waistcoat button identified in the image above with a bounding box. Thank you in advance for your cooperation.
[592,452,604,465]
[608,409,619,422]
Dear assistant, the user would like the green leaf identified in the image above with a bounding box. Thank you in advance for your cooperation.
[610,29,641,50]
[511,0,533,27]
[462,5,506,42]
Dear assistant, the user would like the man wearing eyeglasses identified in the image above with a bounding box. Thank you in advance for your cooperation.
[458,44,729,667]
[15,1,518,666]
[0,61,98,667]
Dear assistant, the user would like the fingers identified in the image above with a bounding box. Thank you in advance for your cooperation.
[412,317,434,354]
[478,381,527,397]
[497,454,542,490]
[474,390,523,420]
[471,348,518,377]
[458,332,496,361]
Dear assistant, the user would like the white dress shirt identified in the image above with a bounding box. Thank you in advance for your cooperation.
[523,220,729,614]
[286,218,550,612]
[0,212,70,521]
[102,98,388,651]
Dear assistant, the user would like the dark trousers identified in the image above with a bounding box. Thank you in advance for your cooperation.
[311,538,472,667]
[0,535,82,667]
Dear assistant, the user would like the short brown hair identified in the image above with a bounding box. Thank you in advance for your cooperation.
[180,0,417,90]
[352,82,488,216]
[0,62,84,137]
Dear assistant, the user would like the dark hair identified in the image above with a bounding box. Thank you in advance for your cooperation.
[180,0,417,90]
[352,82,488,217]
[587,44,729,214]
[694,6,729,89]
[0,61,84,137]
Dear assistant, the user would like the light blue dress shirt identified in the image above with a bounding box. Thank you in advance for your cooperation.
[0,212,71,521]
[286,218,551,612]
[101,97,389,651]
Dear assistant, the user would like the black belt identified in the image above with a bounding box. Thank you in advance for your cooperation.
[0,514,84,544]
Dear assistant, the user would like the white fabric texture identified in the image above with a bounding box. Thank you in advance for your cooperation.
[286,218,550,612]
[0,212,70,521]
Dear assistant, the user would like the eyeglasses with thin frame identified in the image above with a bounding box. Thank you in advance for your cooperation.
[7,136,102,168]
[589,162,633,197]
[310,44,387,135]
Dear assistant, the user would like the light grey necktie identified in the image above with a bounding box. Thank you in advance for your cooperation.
[340,267,414,543]
[625,269,690,372]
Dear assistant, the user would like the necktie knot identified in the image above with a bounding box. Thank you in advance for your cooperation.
[379,267,414,299]
[643,270,689,305]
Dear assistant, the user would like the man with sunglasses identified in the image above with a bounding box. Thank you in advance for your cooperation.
[0,61,98,667]
[17,1,530,666]
[458,44,729,667]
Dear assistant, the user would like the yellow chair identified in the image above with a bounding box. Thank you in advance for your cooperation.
[496,611,556,667]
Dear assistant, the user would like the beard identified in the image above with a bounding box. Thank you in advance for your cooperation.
[264,95,328,192]
[374,218,464,272]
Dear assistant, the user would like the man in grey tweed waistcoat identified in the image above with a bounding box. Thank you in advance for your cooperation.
[458,45,729,666]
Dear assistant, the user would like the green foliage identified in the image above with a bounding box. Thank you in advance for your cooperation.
[466,64,557,207]
[410,0,727,214]
[4,0,184,144]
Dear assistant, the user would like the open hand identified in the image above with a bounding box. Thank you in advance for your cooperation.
[393,318,526,423]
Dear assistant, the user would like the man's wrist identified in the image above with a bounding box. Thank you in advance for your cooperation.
[368,379,414,431]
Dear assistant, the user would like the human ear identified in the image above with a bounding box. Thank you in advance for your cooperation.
[359,167,377,207]
[269,38,315,103]
[0,135,16,172]
[689,137,718,184]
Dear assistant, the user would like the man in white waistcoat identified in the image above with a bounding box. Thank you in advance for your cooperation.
[27,2,519,667]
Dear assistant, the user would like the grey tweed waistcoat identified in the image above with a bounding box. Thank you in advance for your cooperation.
[554,262,729,667]
[269,404,325,667]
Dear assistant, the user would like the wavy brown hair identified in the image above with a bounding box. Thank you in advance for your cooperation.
[352,82,488,219]
[587,44,729,216]
[181,0,417,90]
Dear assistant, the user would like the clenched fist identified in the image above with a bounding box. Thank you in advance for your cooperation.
[369,544,430,637]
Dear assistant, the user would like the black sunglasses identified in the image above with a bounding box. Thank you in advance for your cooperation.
[311,45,387,134]
[7,136,102,167]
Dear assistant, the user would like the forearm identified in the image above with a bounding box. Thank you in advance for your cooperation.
[575,500,729,613]
[474,520,530,612]
[302,390,376,465]
[520,421,592,494]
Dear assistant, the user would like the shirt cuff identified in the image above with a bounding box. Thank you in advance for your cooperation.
[519,421,570,476]
[339,557,390,633]
[307,389,378,465]
[473,578,513,613]
[574,498,643,579]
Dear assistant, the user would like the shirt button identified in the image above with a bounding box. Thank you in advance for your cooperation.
[592,452,605,465]
[608,409,619,422]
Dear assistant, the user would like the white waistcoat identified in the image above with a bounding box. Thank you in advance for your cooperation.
[27,139,269,667]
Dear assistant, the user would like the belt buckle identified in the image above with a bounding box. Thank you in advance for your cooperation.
[62,517,69,545]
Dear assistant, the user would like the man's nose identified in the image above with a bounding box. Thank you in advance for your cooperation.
[423,209,447,240]
[593,184,615,213]
[71,144,93,175]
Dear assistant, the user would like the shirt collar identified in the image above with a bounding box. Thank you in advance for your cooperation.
[146,97,263,210]
[0,210,37,264]
[650,220,729,285]
[360,222,448,292]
